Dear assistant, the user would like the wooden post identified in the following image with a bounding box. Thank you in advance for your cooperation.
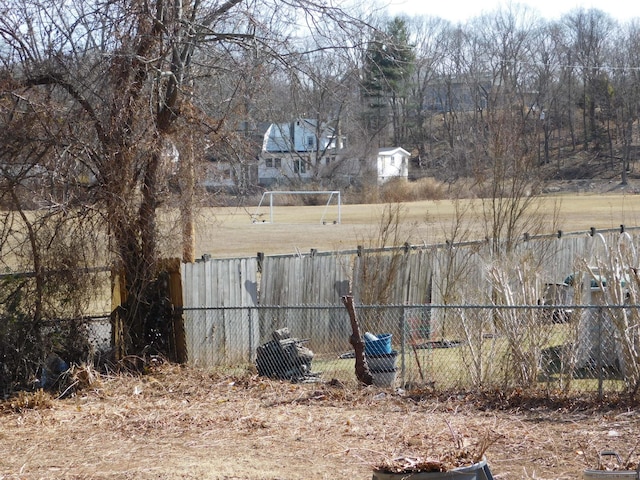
[341,295,372,385]
[160,258,188,364]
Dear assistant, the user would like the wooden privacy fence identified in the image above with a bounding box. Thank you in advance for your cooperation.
[181,257,260,365]
[179,227,640,367]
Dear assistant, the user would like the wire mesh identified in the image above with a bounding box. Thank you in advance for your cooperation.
[182,303,640,395]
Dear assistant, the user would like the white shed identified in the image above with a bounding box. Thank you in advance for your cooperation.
[376,147,410,184]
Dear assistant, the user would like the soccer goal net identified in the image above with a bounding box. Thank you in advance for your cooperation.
[251,190,341,224]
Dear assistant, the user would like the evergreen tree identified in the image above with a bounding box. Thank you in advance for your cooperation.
[361,17,415,146]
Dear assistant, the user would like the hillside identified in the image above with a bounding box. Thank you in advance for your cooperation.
[416,147,640,197]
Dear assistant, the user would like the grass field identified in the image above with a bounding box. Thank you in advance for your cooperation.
[191,193,640,259]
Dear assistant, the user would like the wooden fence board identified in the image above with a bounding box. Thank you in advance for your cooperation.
[181,258,259,366]
[180,230,640,367]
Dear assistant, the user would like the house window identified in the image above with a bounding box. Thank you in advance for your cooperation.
[294,159,306,174]
[306,136,315,149]
[274,158,281,168]
[390,156,395,166]
[265,158,273,168]
[326,157,333,166]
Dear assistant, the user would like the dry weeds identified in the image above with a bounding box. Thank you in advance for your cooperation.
[1,363,640,479]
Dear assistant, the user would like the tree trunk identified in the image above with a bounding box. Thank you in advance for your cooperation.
[112,146,162,359]
[341,295,372,385]
[181,138,196,263]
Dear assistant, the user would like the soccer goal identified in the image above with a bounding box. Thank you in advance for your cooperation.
[251,190,341,224]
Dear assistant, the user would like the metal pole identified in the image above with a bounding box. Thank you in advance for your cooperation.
[269,192,274,224]
[248,307,255,363]
[597,306,603,401]
[400,306,406,387]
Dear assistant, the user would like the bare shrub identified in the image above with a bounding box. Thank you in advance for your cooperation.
[410,177,446,200]
[426,200,500,387]
[348,204,418,347]
[456,306,501,387]
[579,233,640,400]
[357,182,382,204]
[487,254,555,388]
[300,191,333,206]
[0,280,43,395]
[380,178,412,203]
[352,204,412,308]
[0,212,104,395]
[269,194,298,206]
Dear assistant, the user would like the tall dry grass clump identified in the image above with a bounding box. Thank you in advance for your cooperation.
[3,389,54,413]
[487,254,555,388]
[380,177,445,203]
[579,232,640,400]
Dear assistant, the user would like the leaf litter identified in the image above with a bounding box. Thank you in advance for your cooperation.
[1,363,639,479]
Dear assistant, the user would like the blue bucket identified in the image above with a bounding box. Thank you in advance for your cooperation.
[365,333,392,356]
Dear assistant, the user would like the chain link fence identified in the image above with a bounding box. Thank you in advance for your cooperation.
[8,304,638,398]
[39,315,113,367]
[182,303,640,396]
[0,315,112,394]
[6,303,637,398]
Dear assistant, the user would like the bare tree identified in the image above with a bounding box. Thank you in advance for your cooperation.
[0,0,367,360]
[460,6,550,253]
[404,16,452,170]
[0,75,105,391]
[609,22,640,185]
[562,9,615,153]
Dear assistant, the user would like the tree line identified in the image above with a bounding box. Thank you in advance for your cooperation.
[299,5,640,187]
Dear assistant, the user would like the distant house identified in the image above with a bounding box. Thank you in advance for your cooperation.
[376,147,410,184]
[203,118,412,188]
[258,119,344,186]
[202,159,256,191]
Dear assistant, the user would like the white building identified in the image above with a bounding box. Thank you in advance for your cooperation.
[376,147,410,184]
[252,119,411,187]
[258,119,343,186]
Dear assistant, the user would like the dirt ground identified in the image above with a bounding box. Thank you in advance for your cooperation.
[1,363,639,480]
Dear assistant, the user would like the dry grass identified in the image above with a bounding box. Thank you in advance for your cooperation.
[380,178,446,203]
[2,389,54,413]
[191,192,640,259]
[1,363,639,479]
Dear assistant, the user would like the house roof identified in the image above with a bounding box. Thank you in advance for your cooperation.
[262,118,338,153]
[378,147,410,156]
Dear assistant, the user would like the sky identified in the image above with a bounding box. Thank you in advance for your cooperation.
[384,0,640,24]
